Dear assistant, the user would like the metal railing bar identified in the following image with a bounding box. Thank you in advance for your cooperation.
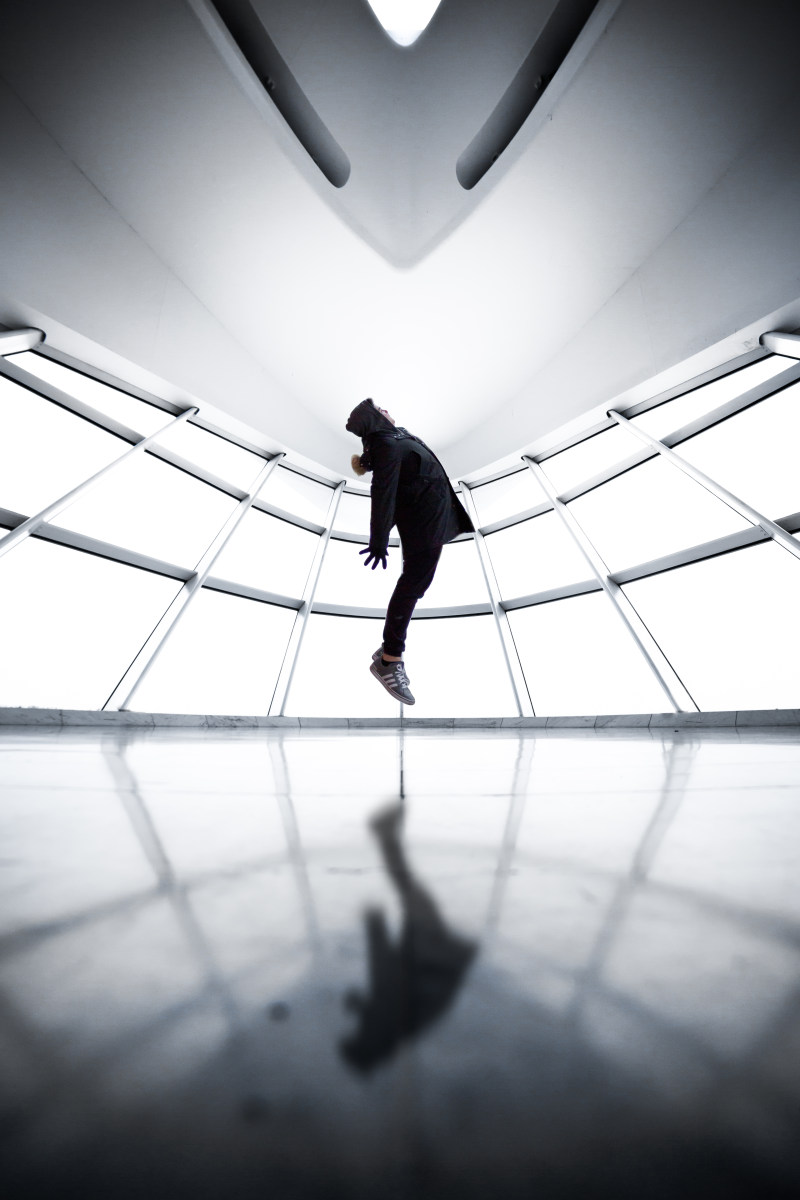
[23,344,295,461]
[309,601,494,620]
[530,347,780,465]
[461,349,785,495]
[103,453,285,710]
[659,363,800,450]
[480,501,554,535]
[459,481,535,717]
[1,517,195,582]
[0,356,156,444]
[329,530,402,547]
[0,407,198,562]
[610,526,768,585]
[249,499,326,534]
[268,482,345,715]
[555,447,658,503]
[524,456,699,713]
[609,410,800,566]
[501,578,603,610]
[467,363,800,534]
[140,445,250,501]
[23,342,184,412]
[202,577,302,609]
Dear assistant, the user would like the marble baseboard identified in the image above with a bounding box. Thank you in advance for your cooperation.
[1,707,799,730]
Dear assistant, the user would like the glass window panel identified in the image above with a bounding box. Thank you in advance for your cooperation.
[152,421,266,490]
[333,490,372,537]
[540,425,641,494]
[131,590,296,715]
[9,351,169,436]
[316,536,401,608]
[210,507,318,598]
[418,538,486,608]
[624,541,800,710]
[289,613,514,717]
[57,451,238,567]
[508,593,669,716]
[484,512,593,599]
[285,614,394,716]
[631,358,792,441]
[0,375,127,516]
[0,538,181,709]
[469,469,547,527]
[258,465,333,525]
[568,455,748,571]
[402,615,517,717]
[675,382,800,520]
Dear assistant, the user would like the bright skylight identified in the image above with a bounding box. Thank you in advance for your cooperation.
[365,0,442,47]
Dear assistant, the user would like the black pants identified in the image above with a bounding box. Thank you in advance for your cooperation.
[382,544,442,657]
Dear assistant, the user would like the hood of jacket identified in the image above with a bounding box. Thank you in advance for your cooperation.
[345,399,397,439]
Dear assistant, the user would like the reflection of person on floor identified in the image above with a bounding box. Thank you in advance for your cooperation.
[340,804,477,1073]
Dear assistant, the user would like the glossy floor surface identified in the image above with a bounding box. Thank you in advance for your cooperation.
[2,725,800,1199]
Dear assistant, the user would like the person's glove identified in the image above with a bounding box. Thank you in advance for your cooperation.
[359,546,388,570]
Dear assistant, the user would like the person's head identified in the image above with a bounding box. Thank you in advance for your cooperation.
[345,398,396,438]
[346,399,396,475]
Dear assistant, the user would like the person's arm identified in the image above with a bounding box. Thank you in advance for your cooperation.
[363,436,401,567]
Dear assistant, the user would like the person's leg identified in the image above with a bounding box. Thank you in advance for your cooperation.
[381,545,442,660]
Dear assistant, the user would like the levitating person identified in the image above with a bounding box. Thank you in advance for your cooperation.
[346,398,473,704]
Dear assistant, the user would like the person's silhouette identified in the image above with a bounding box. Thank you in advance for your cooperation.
[340,804,477,1073]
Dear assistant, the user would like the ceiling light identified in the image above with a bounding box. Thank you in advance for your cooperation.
[364,0,442,48]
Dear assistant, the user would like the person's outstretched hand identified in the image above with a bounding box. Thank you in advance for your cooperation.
[360,546,388,570]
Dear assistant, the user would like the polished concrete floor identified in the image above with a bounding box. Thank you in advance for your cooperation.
[1,725,800,1199]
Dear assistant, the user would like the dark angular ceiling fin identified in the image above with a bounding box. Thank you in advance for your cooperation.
[456,0,599,191]
[213,0,351,187]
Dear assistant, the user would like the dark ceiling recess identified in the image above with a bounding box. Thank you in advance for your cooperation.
[212,0,351,187]
[456,0,599,190]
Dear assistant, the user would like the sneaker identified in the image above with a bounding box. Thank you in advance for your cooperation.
[370,655,415,705]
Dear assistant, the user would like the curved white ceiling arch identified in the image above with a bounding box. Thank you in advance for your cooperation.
[364,0,443,47]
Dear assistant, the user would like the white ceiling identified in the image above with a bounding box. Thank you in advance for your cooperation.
[2,0,800,473]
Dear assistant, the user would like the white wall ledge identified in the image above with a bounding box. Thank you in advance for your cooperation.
[1,708,798,730]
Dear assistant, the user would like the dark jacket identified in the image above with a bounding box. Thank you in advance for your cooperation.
[346,399,474,554]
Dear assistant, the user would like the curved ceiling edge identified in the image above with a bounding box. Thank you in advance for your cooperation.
[211,0,351,187]
[457,0,600,190]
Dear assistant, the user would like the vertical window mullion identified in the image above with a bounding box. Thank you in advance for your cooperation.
[103,452,285,711]
[459,482,534,717]
[268,481,345,716]
[524,456,698,714]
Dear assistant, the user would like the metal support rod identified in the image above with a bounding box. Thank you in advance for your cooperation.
[523,456,698,713]
[760,330,800,359]
[458,483,535,716]
[268,482,345,716]
[608,409,800,565]
[103,452,285,710]
[0,328,45,355]
[0,406,198,562]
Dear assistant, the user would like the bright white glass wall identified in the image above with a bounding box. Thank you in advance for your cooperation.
[507,593,669,716]
[130,589,296,715]
[285,614,395,717]
[2,344,799,718]
[567,455,747,570]
[0,537,181,709]
[624,542,800,711]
